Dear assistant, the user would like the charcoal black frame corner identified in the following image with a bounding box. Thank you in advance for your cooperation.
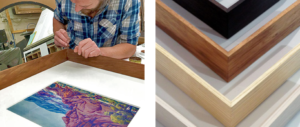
[174,0,279,38]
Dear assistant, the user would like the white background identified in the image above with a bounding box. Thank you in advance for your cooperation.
[156,0,300,126]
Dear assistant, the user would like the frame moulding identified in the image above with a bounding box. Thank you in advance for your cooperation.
[156,96,197,127]
[156,0,300,82]
[262,85,300,127]
[0,49,144,91]
[156,42,300,127]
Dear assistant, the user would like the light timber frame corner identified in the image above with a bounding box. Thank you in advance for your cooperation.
[262,85,300,127]
[156,43,300,127]
[156,96,196,127]
[156,0,300,82]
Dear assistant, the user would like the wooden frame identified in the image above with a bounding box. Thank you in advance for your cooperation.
[2,0,55,34]
[0,49,144,91]
[262,85,300,127]
[173,0,279,38]
[156,96,196,127]
[139,0,145,33]
[14,4,42,14]
[5,9,35,34]
[156,0,300,82]
[156,42,300,127]
[138,37,145,45]
[0,0,55,12]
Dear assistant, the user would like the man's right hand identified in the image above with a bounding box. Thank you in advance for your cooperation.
[54,29,70,48]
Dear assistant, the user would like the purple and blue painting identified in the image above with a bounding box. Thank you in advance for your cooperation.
[8,82,139,127]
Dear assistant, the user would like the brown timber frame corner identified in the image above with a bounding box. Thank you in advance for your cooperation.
[156,0,300,82]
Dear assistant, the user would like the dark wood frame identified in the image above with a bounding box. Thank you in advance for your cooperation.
[0,49,144,90]
[173,0,279,38]
[156,0,300,82]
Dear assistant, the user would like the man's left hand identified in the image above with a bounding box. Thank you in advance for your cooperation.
[74,38,101,58]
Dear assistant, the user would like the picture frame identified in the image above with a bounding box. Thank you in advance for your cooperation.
[156,96,196,127]
[262,85,300,127]
[5,9,35,34]
[14,4,42,14]
[2,0,55,34]
[156,42,300,127]
[156,0,300,82]
[0,49,144,90]
[173,0,279,38]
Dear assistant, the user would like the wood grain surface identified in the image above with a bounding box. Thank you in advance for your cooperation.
[156,0,230,81]
[67,49,145,80]
[0,0,55,12]
[156,44,232,126]
[156,43,300,127]
[0,49,67,90]
[231,43,300,127]
[156,0,300,82]
[228,0,300,81]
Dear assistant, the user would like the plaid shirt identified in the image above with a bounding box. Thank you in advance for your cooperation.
[54,0,140,49]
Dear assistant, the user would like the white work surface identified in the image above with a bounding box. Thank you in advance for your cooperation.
[157,0,300,126]
[0,61,145,127]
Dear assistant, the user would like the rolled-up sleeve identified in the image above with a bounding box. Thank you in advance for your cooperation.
[54,1,67,25]
[119,0,141,45]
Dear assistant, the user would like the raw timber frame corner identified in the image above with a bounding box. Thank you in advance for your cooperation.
[156,43,300,127]
[156,0,300,82]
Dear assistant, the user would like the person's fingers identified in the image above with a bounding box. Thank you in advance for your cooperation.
[54,37,62,47]
[60,29,70,43]
[89,48,101,57]
[74,46,78,53]
[84,46,94,58]
[81,42,94,57]
[55,30,68,45]
[89,50,97,57]
[78,38,92,55]
[54,35,67,47]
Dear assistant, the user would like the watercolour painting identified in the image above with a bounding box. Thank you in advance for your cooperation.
[8,82,139,127]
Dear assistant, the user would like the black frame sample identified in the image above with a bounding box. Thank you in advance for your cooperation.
[173,0,280,38]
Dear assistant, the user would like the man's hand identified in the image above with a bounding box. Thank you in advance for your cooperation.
[54,29,70,48]
[74,38,101,58]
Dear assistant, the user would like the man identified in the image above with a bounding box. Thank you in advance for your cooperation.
[53,0,140,59]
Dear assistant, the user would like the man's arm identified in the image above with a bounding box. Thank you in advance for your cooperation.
[100,43,136,59]
[53,18,70,47]
[94,0,140,60]
[74,39,136,59]
[99,0,140,59]
[53,18,65,33]
[53,1,70,48]
[74,0,140,59]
